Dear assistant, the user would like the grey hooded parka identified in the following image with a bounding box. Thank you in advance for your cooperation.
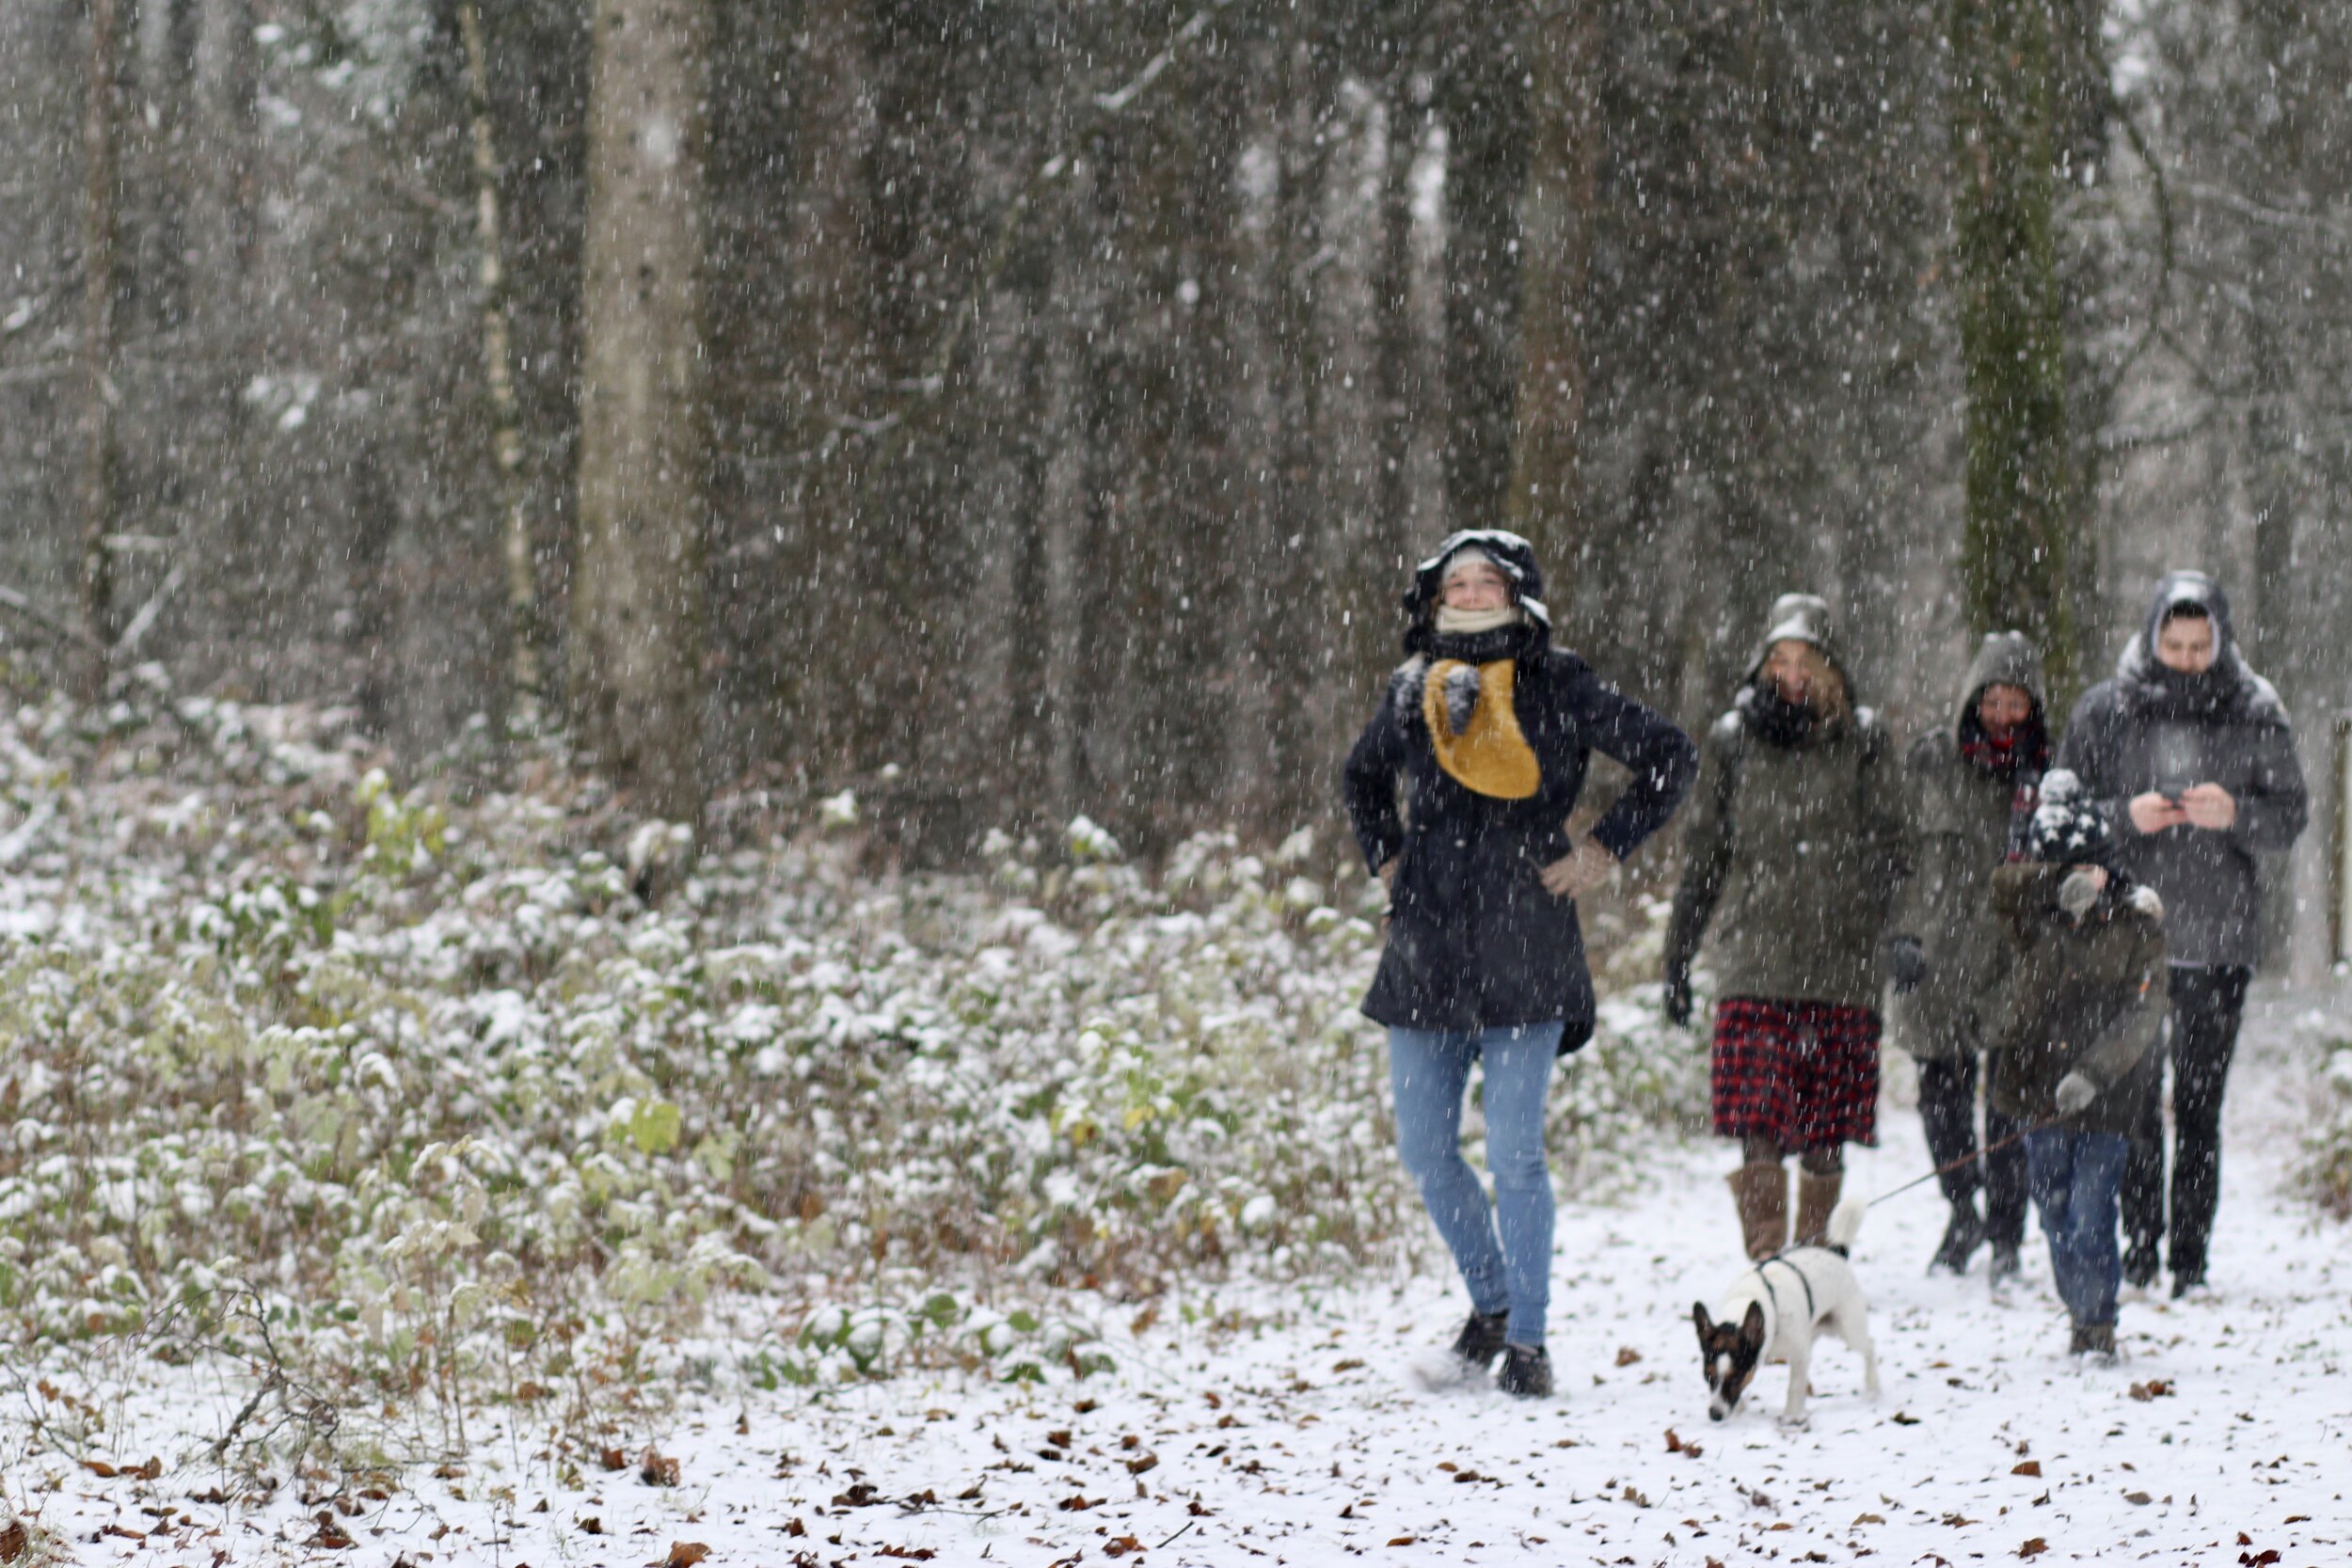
[2051,572,2308,970]
[1664,594,1909,1012]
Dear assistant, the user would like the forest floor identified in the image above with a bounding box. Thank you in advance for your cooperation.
[11,986,2349,1568]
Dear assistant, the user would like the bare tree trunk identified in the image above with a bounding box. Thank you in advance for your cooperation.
[1373,80,1420,567]
[1950,0,2078,694]
[780,0,873,767]
[458,0,540,712]
[575,0,709,821]
[76,0,124,699]
[1435,4,1528,534]
[1505,0,1598,584]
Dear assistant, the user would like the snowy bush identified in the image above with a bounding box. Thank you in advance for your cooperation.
[2298,1028,2352,1218]
[0,681,1707,1446]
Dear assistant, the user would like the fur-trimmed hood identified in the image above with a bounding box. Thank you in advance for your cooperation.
[2114,569,2286,723]
[1398,530,1554,657]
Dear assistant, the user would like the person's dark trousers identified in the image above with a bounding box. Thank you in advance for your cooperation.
[2121,964,2252,1284]
[1918,1051,2028,1247]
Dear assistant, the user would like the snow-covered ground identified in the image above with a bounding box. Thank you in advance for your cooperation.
[14,986,2348,1566]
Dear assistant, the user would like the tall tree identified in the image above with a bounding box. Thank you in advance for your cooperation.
[574,0,711,820]
[1434,3,1529,535]
[457,0,542,713]
[1504,0,1600,577]
[1950,0,2078,689]
[75,0,126,698]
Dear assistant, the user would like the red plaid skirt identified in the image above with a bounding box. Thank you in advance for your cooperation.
[1710,997,1881,1149]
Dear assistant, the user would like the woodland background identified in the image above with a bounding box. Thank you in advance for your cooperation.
[2,0,2346,973]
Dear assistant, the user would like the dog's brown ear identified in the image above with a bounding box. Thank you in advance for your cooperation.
[1692,1302,1713,1337]
[1740,1300,1766,1343]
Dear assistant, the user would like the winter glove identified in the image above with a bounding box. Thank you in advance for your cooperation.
[2058,865,2106,922]
[2055,1070,2098,1117]
[1888,936,1927,995]
[1662,963,1693,1029]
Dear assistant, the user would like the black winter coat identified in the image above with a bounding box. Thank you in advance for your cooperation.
[2053,571,2308,969]
[1343,646,1697,1040]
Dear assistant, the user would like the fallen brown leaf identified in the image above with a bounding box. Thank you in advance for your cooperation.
[2011,1461,2042,1478]
[1387,1538,1416,1548]
[1615,1346,1643,1367]
[2019,1540,2048,1560]
[600,1447,629,1471]
[640,1446,681,1487]
[1102,1540,1143,1560]
[2128,1380,2174,1402]
[1665,1428,1703,1457]
[0,1519,25,1564]
[656,1544,709,1568]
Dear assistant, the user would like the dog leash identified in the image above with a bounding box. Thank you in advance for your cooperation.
[1865,1119,2052,1210]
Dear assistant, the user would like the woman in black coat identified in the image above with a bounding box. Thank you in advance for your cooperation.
[1343,531,1696,1397]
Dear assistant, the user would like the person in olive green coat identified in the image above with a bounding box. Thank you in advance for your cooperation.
[1987,772,2168,1361]
[1664,594,1909,1260]
[1887,632,2050,1281]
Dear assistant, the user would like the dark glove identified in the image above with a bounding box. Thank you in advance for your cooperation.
[1888,936,1927,995]
[1662,964,1693,1028]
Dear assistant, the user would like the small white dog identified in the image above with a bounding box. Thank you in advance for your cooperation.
[1692,1195,1881,1423]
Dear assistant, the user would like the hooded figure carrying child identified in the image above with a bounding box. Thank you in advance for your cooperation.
[1887,631,2051,1282]
[1986,771,2169,1362]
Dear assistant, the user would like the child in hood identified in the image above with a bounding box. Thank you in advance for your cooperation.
[1986,770,2169,1361]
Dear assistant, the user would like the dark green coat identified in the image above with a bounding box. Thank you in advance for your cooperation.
[1985,863,2168,1138]
[1665,599,1908,1011]
[1887,633,2049,1061]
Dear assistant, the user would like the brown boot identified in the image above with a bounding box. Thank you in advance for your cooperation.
[1727,1164,1788,1261]
[1794,1169,1843,1249]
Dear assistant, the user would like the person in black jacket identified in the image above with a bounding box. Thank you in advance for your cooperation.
[2053,570,2308,1297]
[1343,531,1697,1398]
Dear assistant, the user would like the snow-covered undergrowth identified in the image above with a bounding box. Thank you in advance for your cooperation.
[0,681,1702,1479]
[2296,1017,2352,1217]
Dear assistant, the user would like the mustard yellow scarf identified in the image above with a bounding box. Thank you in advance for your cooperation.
[1422,659,1540,799]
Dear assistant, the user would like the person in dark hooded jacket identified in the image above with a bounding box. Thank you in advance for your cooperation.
[2053,570,2308,1297]
[1887,632,2051,1281]
[1344,531,1696,1398]
[1663,594,1908,1263]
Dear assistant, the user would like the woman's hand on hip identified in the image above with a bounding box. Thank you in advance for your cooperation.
[1540,838,1616,900]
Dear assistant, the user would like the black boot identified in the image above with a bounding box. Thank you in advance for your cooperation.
[2068,1322,2117,1364]
[1929,1200,1987,1275]
[2122,1241,2160,1291]
[1447,1310,1509,1377]
[1986,1241,2020,1287]
[1495,1342,1553,1399]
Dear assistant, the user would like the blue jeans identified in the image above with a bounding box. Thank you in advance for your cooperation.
[1388,1022,1563,1349]
[2025,1129,2130,1329]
